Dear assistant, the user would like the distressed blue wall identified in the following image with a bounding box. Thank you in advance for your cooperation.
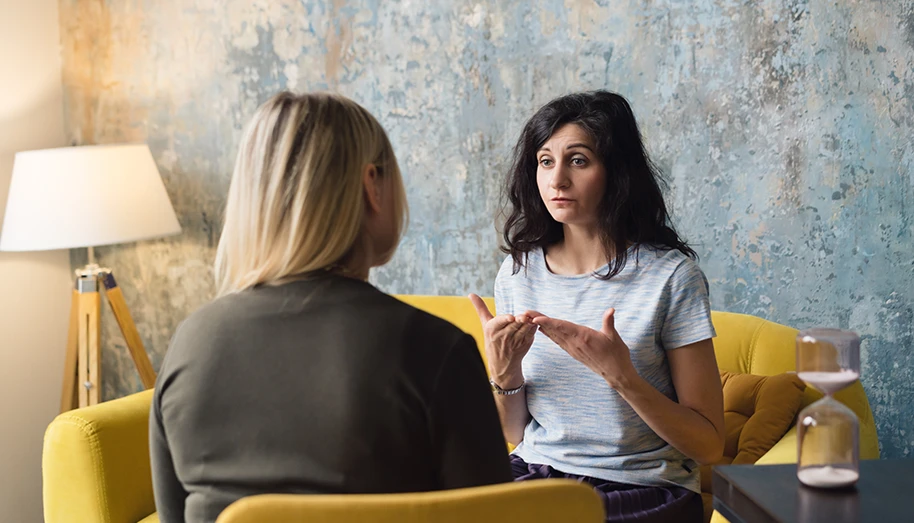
[60,0,914,458]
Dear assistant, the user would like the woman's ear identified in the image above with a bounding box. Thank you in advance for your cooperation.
[362,164,382,214]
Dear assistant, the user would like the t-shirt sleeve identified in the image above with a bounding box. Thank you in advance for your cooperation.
[660,259,716,350]
[494,257,513,316]
[430,334,513,489]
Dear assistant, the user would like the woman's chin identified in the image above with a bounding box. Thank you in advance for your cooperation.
[548,210,583,225]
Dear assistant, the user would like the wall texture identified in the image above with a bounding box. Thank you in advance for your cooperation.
[59,0,914,458]
[0,0,73,520]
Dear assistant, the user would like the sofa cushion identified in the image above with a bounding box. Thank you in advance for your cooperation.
[699,371,806,521]
[722,371,805,463]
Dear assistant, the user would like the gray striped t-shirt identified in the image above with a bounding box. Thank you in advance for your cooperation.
[496,246,715,493]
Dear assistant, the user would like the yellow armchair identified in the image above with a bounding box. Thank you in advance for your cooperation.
[41,296,879,523]
[42,388,157,523]
[215,479,603,523]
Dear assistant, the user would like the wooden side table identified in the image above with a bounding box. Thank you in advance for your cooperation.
[712,461,914,522]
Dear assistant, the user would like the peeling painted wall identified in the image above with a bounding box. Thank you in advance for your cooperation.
[59,0,914,458]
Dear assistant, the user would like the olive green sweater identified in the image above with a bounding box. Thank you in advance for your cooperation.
[150,274,511,523]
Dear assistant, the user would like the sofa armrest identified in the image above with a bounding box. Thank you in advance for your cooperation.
[43,390,156,523]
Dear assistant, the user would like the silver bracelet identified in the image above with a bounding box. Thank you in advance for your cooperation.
[490,379,525,396]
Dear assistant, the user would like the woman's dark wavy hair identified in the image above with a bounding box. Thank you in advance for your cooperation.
[502,90,696,279]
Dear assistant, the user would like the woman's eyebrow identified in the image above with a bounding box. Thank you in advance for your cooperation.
[538,143,594,153]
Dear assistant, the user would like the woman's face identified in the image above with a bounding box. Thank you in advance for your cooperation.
[535,124,606,228]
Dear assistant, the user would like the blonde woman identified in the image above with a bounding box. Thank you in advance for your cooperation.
[150,92,512,523]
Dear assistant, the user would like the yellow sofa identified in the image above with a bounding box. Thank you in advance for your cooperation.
[42,296,879,523]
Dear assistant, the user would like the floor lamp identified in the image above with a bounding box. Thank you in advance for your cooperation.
[0,144,181,412]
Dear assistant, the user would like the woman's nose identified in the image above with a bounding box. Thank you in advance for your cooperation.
[549,165,571,190]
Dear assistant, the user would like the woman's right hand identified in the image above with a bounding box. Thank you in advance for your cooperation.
[468,294,538,389]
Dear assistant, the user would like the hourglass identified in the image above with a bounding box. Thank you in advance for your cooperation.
[795,328,861,488]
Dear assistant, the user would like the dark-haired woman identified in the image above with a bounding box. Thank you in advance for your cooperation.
[470,91,724,523]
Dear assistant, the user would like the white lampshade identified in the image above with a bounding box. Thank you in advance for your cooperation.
[0,144,181,251]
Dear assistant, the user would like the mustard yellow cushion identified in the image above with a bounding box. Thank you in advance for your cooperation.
[720,371,806,465]
[699,371,806,521]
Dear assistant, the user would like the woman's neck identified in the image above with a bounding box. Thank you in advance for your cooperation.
[545,223,612,275]
[330,263,369,281]
[330,239,372,282]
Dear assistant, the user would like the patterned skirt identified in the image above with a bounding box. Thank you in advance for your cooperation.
[510,455,702,523]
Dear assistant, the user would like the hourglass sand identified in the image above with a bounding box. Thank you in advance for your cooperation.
[795,328,861,488]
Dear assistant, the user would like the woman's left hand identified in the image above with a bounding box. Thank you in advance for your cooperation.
[530,308,637,388]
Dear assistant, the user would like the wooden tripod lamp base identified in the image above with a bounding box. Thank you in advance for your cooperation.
[60,265,157,412]
[0,145,181,411]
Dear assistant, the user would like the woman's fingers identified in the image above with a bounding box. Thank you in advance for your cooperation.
[524,310,546,321]
[507,322,535,342]
[516,310,545,324]
[521,323,538,343]
[531,316,575,339]
[532,317,590,357]
[536,327,565,349]
[488,314,517,333]
[601,307,617,337]
[468,294,494,324]
[490,319,535,353]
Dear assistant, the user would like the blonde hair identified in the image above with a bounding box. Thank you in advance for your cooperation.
[214,91,407,296]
